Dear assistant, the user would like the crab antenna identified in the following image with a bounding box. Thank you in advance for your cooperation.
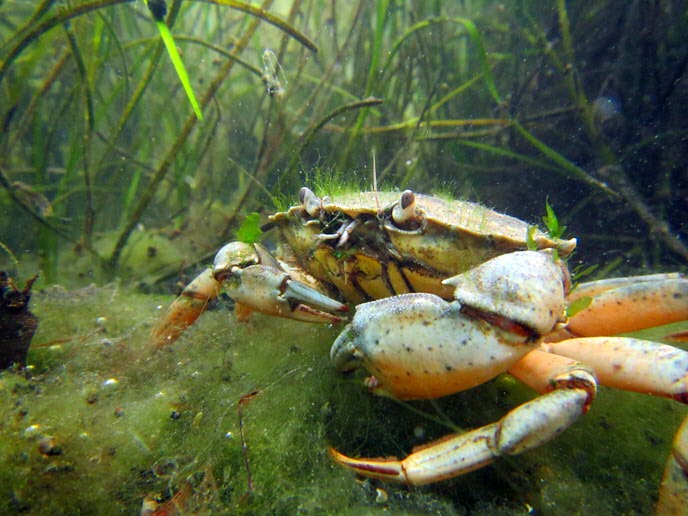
[372,151,382,219]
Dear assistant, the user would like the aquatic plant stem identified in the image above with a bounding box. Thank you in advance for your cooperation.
[63,23,96,249]
[0,0,130,86]
[96,0,185,175]
[106,0,278,271]
[218,2,305,241]
[3,51,68,157]
[270,0,364,178]
[338,0,390,167]
[172,36,262,77]
[238,389,261,498]
[0,0,56,54]
[200,0,318,53]
[597,166,688,262]
[554,0,615,166]
[283,97,384,179]
[0,166,73,241]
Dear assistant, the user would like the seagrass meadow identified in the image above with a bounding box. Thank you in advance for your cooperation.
[1,1,688,514]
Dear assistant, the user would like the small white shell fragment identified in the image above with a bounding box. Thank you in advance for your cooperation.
[23,424,41,437]
[374,487,388,504]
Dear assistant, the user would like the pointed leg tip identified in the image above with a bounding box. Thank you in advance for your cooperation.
[329,448,405,482]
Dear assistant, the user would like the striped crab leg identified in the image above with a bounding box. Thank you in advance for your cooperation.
[538,336,688,513]
[151,268,221,349]
[151,242,348,348]
[561,273,688,338]
[331,351,596,485]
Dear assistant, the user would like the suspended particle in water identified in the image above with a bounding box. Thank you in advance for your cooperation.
[261,49,287,98]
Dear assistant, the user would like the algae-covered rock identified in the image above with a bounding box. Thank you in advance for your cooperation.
[0,272,38,370]
[0,283,686,514]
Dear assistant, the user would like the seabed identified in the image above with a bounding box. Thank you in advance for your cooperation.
[1,282,686,515]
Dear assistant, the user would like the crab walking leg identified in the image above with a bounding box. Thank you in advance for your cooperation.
[151,242,349,348]
[151,268,221,348]
[538,338,688,511]
[331,360,595,485]
[541,337,688,402]
[564,274,688,337]
[658,417,688,515]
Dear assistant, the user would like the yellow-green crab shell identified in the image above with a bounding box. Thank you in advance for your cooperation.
[269,190,577,305]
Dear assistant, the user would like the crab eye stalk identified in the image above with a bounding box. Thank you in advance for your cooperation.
[391,190,422,229]
[299,187,323,217]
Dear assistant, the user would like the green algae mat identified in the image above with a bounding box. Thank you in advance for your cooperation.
[1,284,686,515]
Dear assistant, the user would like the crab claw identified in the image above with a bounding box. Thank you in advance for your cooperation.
[330,251,569,400]
[213,242,348,324]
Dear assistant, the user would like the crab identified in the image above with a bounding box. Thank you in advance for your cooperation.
[151,187,688,510]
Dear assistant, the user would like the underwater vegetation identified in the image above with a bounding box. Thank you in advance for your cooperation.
[0,0,687,514]
[0,283,686,514]
[0,0,686,282]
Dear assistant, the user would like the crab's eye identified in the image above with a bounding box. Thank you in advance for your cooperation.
[300,187,323,217]
[299,187,309,204]
[391,190,419,226]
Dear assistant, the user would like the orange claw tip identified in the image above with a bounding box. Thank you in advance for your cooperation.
[328,448,403,479]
